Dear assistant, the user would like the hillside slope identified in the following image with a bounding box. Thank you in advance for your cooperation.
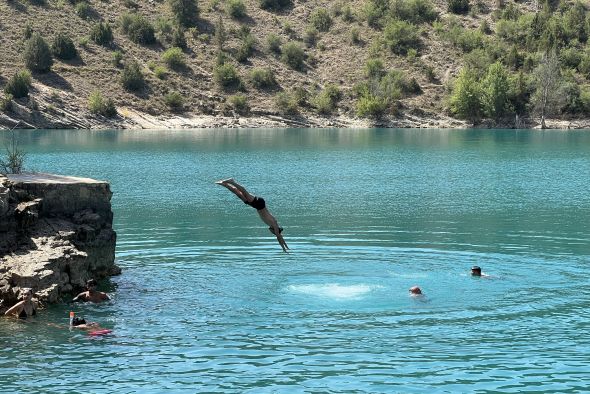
[1,0,589,129]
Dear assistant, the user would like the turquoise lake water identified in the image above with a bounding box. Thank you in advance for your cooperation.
[1,128,589,393]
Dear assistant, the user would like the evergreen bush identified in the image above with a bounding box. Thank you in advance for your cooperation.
[75,2,91,19]
[24,24,34,40]
[448,0,469,14]
[274,91,298,114]
[154,66,168,79]
[214,63,241,88]
[304,27,319,47]
[281,42,305,70]
[4,70,32,99]
[120,13,156,45]
[310,8,332,32]
[356,94,388,117]
[227,0,247,18]
[259,0,291,11]
[228,94,249,114]
[121,60,145,91]
[24,33,53,73]
[112,50,123,67]
[383,20,421,55]
[0,94,13,113]
[90,22,113,46]
[266,33,282,54]
[481,62,510,119]
[162,47,185,69]
[450,67,483,122]
[235,32,256,63]
[164,91,184,111]
[169,0,198,27]
[51,33,77,60]
[250,68,277,89]
[312,84,342,114]
[171,27,187,50]
[88,91,117,117]
[390,0,438,25]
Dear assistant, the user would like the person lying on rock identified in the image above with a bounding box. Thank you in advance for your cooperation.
[216,178,289,253]
[72,279,110,303]
[4,288,38,319]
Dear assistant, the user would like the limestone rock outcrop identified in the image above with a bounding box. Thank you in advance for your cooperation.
[0,173,119,311]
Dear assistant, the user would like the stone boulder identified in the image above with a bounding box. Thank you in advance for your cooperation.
[0,173,119,310]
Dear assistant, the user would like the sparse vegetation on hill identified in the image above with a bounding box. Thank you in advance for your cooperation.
[1,0,590,129]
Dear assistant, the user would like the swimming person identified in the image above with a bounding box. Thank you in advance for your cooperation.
[3,288,37,319]
[72,279,110,303]
[409,286,423,296]
[216,178,289,252]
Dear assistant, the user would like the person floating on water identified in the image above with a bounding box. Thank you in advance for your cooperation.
[3,288,38,319]
[69,312,112,336]
[216,178,289,252]
[72,279,110,303]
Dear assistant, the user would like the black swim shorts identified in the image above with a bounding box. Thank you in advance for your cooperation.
[245,196,266,210]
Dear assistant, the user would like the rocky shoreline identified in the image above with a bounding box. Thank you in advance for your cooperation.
[2,91,590,130]
[0,173,119,312]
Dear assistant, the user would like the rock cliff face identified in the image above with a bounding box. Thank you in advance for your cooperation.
[0,173,119,311]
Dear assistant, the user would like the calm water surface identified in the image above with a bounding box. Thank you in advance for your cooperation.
[1,129,589,393]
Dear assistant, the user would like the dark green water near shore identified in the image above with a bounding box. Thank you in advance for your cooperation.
[1,129,589,392]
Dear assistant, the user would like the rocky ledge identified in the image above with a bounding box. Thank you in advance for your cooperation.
[0,173,119,311]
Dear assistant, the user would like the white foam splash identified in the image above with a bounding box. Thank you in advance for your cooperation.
[287,283,381,300]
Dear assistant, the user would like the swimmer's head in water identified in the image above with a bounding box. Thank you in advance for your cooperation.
[269,226,284,235]
[471,266,482,276]
[20,288,33,300]
[72,317,87,326]
[409,286,422,295]
[86,279,97,289]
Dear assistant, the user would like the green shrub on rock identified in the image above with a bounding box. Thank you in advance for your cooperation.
[266,33,282,54]
[228,94,249,114]
[169,0,198,27]
[171,27,187,50]
[51,33,77,60]
[112,50,123,67]
[90,22,113,46]
[281,42,305,70]
[154,66,168,79]
[214,63,241,88]
[448,0,469,14]
[162,47,185,69]
[88,91,117,117]
[312,83,342,114]
[24,33,53,73]
[235,32,256,63]
[274,91,298,114]
[383,20,421,55]
[75,2,91,19]
[310,8,332,32]
[390,0,438,24]
[0,94,13,112]
[250,68,277,89]
[227,0,247,18]
[356,94,388,117]
[164,91,184,111]
[121,60,145,91]
[259,0,291,11]
[120,13,156,45]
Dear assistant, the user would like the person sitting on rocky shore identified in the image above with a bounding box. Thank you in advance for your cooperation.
[3,288,38,319]
[216,178,289,253]
[72,279,110,303]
